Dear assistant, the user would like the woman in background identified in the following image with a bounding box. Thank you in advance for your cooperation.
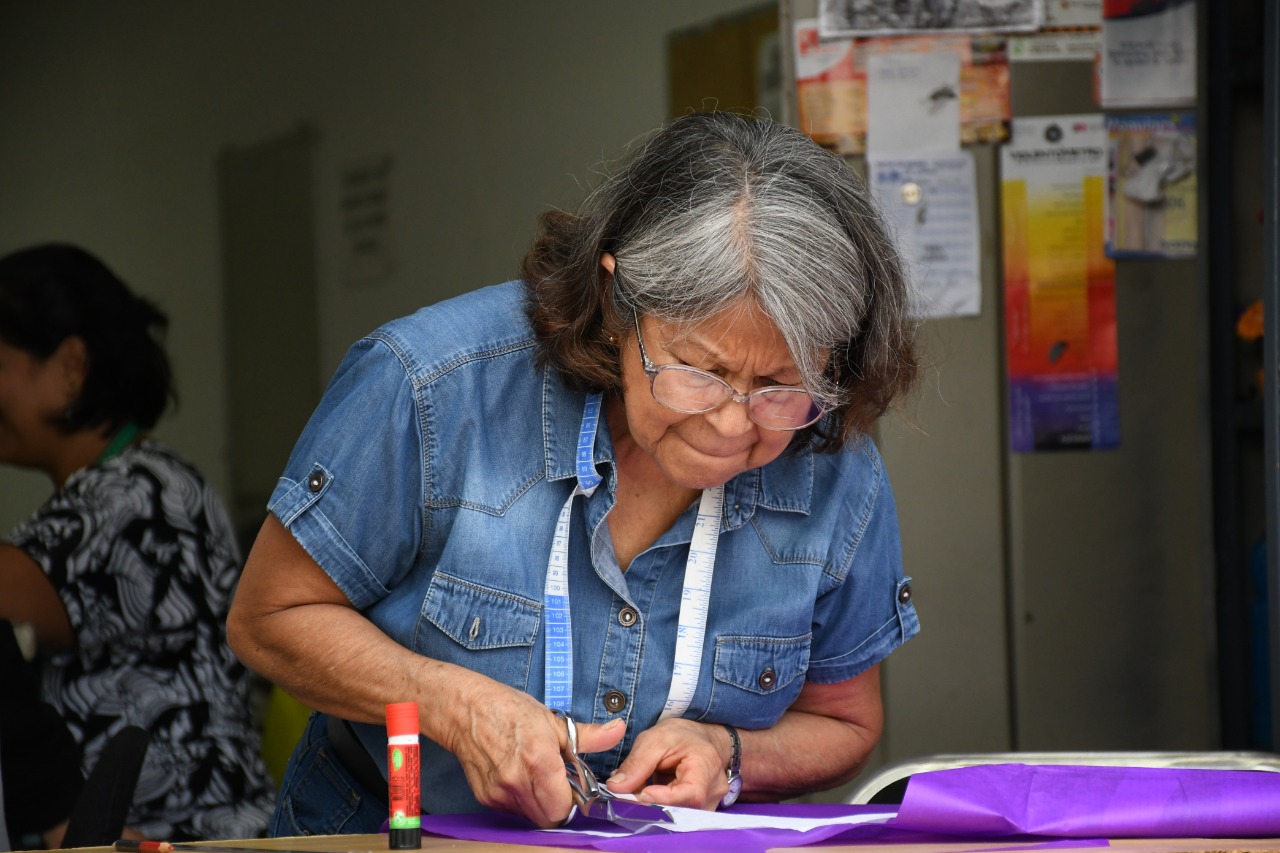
[0,244,275,841]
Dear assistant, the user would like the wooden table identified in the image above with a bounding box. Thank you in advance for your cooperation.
[49,834,1280,853]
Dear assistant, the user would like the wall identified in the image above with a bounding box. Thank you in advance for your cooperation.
[0,0,762,529]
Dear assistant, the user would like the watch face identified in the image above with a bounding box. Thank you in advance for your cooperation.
[721,773,743,808]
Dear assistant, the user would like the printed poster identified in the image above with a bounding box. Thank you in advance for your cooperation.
[820,0,1042,36]
[793,22,1010,155]
[793,20,863,155]
[1100,0,1196,108]
[869,153,982,318]
[1044,0,1103,28]
[1105,112,1197,258]
[866,51,961,154]
[1001,115,1119,452]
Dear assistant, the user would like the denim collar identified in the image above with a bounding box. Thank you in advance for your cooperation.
[541,369,814,531]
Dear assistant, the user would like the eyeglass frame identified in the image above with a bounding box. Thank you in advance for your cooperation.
[630,309,828,431]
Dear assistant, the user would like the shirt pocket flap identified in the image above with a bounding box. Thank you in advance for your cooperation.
[423,573,541,650]
[712,634,811,696]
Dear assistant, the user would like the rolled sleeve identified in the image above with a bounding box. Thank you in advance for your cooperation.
[268,337,425,610]
[806,459,919,684]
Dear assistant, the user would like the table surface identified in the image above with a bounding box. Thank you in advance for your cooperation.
[45,834,1280,853]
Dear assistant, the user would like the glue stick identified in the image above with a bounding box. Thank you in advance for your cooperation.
[386,701,422,849]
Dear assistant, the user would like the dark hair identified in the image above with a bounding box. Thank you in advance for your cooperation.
[522,112,918,453]
[0,243,174,433]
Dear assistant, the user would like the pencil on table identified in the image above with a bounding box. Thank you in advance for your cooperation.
[114,840,175,853]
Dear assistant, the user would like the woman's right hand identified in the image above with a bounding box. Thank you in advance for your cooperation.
[230,516,630,827]
[446,680,626,827]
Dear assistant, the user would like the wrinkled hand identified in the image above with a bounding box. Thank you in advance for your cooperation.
[604,718,730,810]
[446,682,626,827]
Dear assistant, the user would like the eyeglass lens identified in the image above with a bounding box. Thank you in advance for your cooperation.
[650,368,821,430]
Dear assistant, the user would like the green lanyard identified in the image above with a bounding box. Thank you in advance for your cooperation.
[96,422,141,464]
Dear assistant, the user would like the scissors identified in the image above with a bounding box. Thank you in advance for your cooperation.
[553,710,675,830]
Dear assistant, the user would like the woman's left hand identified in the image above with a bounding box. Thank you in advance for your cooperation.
[603,717,731,810]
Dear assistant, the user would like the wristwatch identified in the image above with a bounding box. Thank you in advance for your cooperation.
[720,724,742,808]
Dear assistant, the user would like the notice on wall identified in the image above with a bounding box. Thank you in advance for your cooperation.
[1105,111,1196,258]
[791,25,1010,155]
[340,154,395,286]
[1100,0,1196,108]
[870,153,982,319]
[793,20,863,155]
[1044,0,1103,28]
[1001,115,1119,452]
[1009,30,1101,63]
[820,0,1042,36]
[866,51,962,154]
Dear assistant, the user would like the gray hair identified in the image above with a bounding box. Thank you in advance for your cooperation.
[597,114,907,408]
[522,112,916,450]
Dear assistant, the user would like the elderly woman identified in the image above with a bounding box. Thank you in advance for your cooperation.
[0,244,276,841]
[228,112,920,834]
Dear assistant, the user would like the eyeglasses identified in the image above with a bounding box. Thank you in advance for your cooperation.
[632,311,827,431]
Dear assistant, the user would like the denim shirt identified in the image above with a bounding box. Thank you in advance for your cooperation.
[269,281,919,814]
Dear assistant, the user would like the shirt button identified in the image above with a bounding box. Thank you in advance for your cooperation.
[898,583,913,604]
[617,607,638,627]
[603,691,627,713]
[307,471,325,492]
[758,668,777,691]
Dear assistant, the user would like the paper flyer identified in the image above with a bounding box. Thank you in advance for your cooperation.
[793,21,863,156]
[820,0,1042,36]
[1105,111,1196,258]
[1044,0,1103,28]
[1009,30,1101,63]
[1001,115,1119,452]
[869,153,982,319]
[866,51,961,154]
[792,24,1011,155]
[1100,0,1196,108]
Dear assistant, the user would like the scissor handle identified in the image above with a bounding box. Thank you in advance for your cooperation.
[551,710,601,819]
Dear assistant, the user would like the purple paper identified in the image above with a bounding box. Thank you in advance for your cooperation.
[893,764,1280,837]
[422,804,899,853]
[418,764,1280,851]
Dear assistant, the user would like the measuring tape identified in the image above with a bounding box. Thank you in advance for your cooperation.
[543,394,722,720]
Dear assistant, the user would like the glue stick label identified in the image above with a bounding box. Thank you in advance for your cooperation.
[388,739,421,829]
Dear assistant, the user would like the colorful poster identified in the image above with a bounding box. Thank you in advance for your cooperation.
[1105,112,1197,258]
[1100,0,1196,108]
[869,153,982,318]
[792,24,1011,155]
[820,0,1042,36]
[1001,115,1119,452]
[793,20,863,156]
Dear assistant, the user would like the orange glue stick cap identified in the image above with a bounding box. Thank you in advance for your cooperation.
[386,702,420,737]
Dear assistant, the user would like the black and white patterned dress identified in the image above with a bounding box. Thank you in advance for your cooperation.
[7,440,275,840]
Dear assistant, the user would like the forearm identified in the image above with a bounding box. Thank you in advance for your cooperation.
[735,706,878,801]
[230,597,511,752]
[226,514,495,751]
[610,666,883,808]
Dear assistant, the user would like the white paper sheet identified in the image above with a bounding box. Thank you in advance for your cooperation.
[869,152,982,319]
[866,51,961,155]
[1100,0,1196,108]
[541,802,897,837]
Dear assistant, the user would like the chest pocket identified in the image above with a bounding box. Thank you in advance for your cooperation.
[418,572,542,693]
[703,634,811,729]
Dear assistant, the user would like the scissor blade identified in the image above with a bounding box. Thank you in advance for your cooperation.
[585,796,675,829]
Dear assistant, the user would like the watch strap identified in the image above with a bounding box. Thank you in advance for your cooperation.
[720,723,742,807]
[722,724,741,774]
